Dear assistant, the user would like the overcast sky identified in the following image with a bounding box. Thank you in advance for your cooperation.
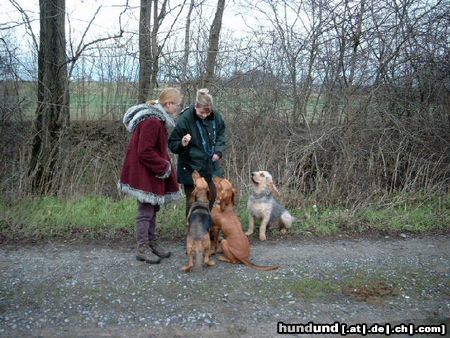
[1,0,258,48]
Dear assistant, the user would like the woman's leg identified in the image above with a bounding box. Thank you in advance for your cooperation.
[142,204,170,258]
[136,202,156,245]
[147,204,160,241]
[135,202,160,264]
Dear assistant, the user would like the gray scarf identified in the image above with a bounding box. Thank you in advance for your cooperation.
[123,103,176,133]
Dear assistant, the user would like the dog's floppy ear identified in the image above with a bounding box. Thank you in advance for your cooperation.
[216,184,226,212]
[212,176,221,188]
[220,198,226,212]
[269,181,280,196]
[231,188,238,206]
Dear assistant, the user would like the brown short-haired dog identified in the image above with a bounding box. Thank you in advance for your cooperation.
[211,177,278,271]
[182,171,215,272]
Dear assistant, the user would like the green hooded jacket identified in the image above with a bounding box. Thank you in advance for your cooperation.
[168,105,227,185]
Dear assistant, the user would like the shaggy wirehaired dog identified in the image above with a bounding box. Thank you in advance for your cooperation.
[246,171,294,241]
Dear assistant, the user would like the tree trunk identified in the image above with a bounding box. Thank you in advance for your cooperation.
[29,0,69,194]
[203,0,225,90]
[138,0,152,103]
[181,0,195,100]
[344,0,366,128]
[149,0,168,97]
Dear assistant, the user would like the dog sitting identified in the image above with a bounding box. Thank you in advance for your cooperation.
[211,177,278,271]
[245,171,294,241]
[182,171,215,272]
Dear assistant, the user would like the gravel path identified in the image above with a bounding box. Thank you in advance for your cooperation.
[1,235,449,337]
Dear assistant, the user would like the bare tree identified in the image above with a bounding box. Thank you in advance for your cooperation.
[149,0,171,97]
[203,0,225,90]
[244,0,324,124]
[26,0,128,193]
[139,0,153,103]
[28,0,69,194]
[181,0,196,97]
[139,0,187,102]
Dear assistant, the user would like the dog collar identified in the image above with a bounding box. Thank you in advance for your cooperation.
[189,201,210,212]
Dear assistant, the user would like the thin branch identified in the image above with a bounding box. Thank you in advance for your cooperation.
[63,0,130,74]
[8,0,38,51]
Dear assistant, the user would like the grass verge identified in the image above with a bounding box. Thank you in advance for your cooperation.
[287,194,449,237]
[0,194,448,242]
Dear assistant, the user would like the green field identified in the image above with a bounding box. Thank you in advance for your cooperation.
[17,82,137,120]
[15,81,330,121]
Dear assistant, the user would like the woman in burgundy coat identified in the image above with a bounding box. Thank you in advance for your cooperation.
[118,88,183,264]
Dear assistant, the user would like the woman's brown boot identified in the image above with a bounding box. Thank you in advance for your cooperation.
[136,244,161,264]
[149,240,171,258]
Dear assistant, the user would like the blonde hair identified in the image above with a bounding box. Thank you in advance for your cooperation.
[146,87,181,107]
[195,88,214,109]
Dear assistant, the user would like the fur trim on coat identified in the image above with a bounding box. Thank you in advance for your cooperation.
[118,182,183,205]
[123,102,176,133]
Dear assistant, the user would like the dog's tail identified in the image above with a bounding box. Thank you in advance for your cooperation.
[192,239,206,272]
[240,258,278,271]
[281,211,295,228]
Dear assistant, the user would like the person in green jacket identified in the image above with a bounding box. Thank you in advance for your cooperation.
[168,88,227,216]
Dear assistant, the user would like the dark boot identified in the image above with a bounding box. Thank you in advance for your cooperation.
[149,240,171,258]
[136,244,161,264]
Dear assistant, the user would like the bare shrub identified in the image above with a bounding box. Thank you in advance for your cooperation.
[223,100,450,209]
[54,121,128,198]
[1,120,128,200]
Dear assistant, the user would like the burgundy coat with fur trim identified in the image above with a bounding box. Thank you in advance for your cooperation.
[118,118,182,205]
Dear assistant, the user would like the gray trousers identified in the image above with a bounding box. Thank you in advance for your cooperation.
[136,202,160,245]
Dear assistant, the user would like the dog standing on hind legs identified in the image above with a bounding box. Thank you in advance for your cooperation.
[246,171,294,241]
[182,171,215,272]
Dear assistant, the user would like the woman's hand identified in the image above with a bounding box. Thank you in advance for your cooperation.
[181,134,191,147]
[212,154,220,162]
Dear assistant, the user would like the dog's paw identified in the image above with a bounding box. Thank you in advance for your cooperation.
[218,255,231,263]
[206,259,215,267]
[182,265,193,272]
[259,233,267,241]
[244,231,253,236]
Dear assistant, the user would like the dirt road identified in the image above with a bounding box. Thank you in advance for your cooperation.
[1,235,449,337]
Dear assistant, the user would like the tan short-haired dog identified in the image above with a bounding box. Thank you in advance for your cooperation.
[245,171,294,241]
[211,177,278,271]
[182,171,215,272]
